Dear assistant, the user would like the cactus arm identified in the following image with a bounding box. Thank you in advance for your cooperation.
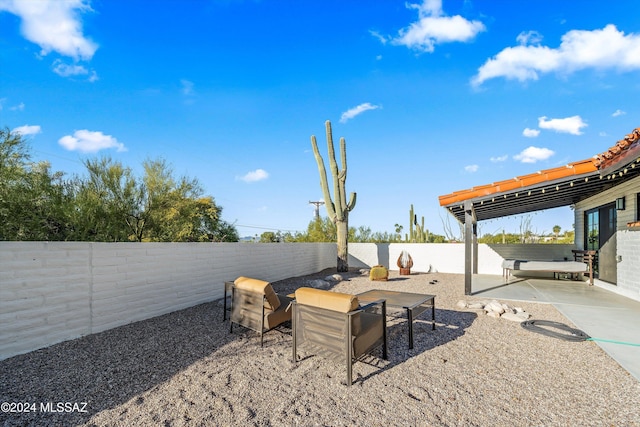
[347,192,356,211]
[340,137,347,181]
[338,137,348,213]
[325,121,344,221]
[421,217,427,242]
[311,135,337,221]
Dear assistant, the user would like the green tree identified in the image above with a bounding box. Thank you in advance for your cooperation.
[0,129,238,242]
[307,217,336,242]
[141,158,214,242]
[0,128,71,240]
[478,232,521,244]
[125,157,237,242]
[560,230,575,244]
[552,225,561,242]
[209,219,239,242]
[69,157,238,242]
[259,231,279,243]
[69,157,142,241]
[429,234,447,243]
[353,226,372,243]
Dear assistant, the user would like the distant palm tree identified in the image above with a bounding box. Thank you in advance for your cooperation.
[394,223,403,241]
[553,225,561,242]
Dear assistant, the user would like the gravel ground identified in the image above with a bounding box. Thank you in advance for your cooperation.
[1,269,639,426]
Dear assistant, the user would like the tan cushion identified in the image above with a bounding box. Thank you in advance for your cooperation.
[264,295,293,329]
[234,276,280,311]
[294,287,358,313]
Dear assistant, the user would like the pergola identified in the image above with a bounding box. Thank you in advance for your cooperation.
[438,127,640,294]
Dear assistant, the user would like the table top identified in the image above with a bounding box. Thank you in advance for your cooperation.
[357,289,435,309]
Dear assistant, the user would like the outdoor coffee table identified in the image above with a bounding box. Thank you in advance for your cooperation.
[357,289,435,349]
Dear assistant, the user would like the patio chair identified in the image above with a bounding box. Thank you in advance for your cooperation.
[229,277,292,347]
[291,287,387,386]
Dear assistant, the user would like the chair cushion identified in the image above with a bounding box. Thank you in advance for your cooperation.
[264,294,293,330]
[294,287,359,313]
[234,276,281,311]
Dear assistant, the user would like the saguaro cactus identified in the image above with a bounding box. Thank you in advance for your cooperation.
[409,204,429,243]
[311,120,356,272]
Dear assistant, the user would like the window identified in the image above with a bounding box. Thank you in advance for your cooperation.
[585,208,599,251]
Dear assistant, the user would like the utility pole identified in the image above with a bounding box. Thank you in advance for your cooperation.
[309,200,325,220]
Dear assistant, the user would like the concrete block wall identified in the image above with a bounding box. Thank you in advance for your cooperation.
[385,243,470,273]
[1,242,335,360]
[0,242,93,362]
[3,239,636,360]
[349,243,575,276]
[485,244,575,262]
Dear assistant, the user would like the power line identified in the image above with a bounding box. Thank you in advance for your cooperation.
[234,223,302,233]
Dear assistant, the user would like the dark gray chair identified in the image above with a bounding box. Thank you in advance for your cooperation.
[292,287,387,386]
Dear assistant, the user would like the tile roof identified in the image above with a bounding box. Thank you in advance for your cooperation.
[594,127,640,172]
[438,159,598,207]
[438,127,640,222]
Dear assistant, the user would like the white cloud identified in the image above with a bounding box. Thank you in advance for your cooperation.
[464,164,479,172]
[58,130,126,153]
[516,30,543,46]
[12,124,41,136]
[390,0,486,53]
[238,169,269,183]
[490,155,508,162]
[472,24,640,86]
[50,59,98,81]
[612,109,626,117]
[88,70,99,82]
[513,146,555,163]
[523,128,540,138]
[538,115,587,135]
[52,60,88,77]
[0,0,97,60]
[369,30,388,45]
[340,103,380,123]
[10,102,25,111]
[181,79,194,95]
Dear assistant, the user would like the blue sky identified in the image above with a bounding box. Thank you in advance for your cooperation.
[1,0,639,239]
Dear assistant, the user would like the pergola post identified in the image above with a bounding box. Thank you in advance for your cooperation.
[464,201,477,295]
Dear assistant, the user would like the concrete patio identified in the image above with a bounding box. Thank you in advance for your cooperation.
[472,274,640,381]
